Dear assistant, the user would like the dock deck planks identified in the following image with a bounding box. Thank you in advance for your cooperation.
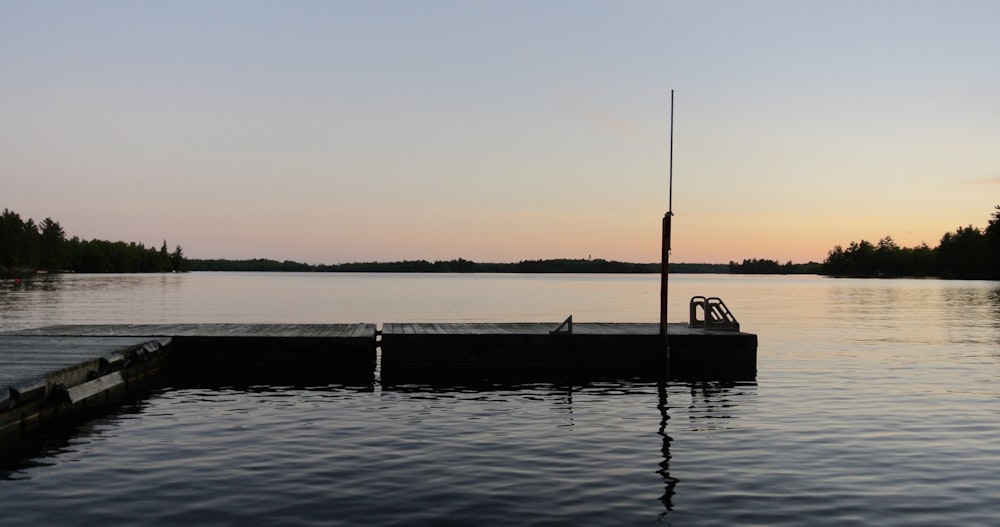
[7,323,377,339]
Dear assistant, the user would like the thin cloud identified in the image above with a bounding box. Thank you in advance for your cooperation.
[560,91,652,136]
[580,107,643,135]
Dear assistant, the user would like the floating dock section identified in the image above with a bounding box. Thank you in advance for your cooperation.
[157,323,377,384]
[380,322,756,381]
[6,324,378,385]
[1,334,169,444]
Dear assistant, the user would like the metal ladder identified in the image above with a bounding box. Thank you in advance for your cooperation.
[689,296,740,331]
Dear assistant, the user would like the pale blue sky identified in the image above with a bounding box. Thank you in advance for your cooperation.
[3,1,998,263]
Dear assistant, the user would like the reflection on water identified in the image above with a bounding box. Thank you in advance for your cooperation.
[683,379,756,432]
[1,274,187,330]
[2,273,1000,525]
[1,375,763,525]
[1,389,154,480]
[656,381,676,514]
[1,272,669,330]
[991,287,1000,331]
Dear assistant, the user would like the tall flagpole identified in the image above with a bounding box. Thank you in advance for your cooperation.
[660,90,674,336]
[669,89,674,213]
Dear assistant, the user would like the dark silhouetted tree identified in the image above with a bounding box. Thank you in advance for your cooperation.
[39,217,66,270]
[984,205,1000,279]
[937,226,985,279]
[171,245,188,272]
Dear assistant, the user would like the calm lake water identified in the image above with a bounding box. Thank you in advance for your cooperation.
[1,272,998,526]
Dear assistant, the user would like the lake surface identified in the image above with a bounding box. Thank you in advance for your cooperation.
[1,273,998,525]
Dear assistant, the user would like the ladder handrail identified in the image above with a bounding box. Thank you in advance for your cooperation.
[689,296,740,331]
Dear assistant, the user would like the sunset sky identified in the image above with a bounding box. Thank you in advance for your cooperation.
[3,1,998,264]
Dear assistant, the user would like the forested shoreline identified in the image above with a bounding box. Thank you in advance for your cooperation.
[1,209,187,274]
[2,205,998,278]
[821,205,1000,279]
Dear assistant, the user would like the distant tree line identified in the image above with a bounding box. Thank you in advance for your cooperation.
[189,257,663,273]
[1,208,188,273]
[728,259,822,274]
[188,258,314,273]
[822,205,1000,279]
[189,257,815,274]
[13,204,997,279]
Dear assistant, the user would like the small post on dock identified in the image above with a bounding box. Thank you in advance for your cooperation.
[660,90,675,336]
[660,211,671,334]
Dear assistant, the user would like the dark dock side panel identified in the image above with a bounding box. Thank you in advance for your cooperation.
[163,324,377,384]
[380,322,756,382]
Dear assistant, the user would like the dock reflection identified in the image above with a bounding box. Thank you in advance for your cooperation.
[379,374,755,516]
[657,381,677,512]
[4,370,756,519]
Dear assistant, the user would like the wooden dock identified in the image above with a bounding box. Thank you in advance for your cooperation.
[1,334,170,442]
[3,322,755,383]
[8,324,379,385]
[1,324,379,448]
[2,322,754,447]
